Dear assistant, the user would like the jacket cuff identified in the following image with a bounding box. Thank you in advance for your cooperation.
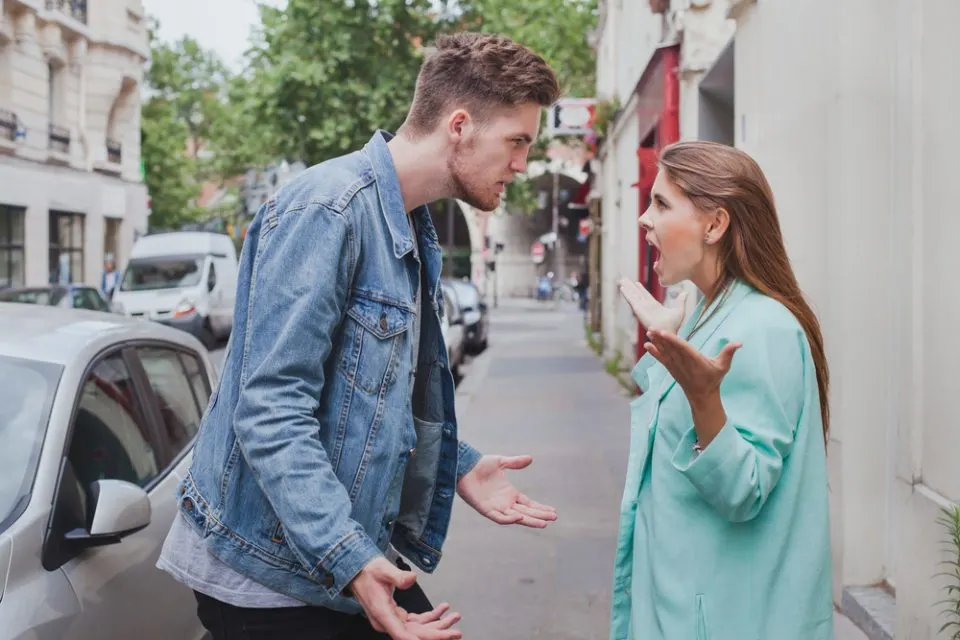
[671,420,743,492]
[456,440,482,481]
[316,530,382,598]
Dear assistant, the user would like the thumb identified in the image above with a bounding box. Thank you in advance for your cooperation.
[716,342,742,371]
[384,565,417,590]
[500,455,533,470]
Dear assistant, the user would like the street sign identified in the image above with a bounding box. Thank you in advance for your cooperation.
[531,241,545,264]
[547,98,599,136]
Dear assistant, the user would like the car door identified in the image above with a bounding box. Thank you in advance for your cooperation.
[71,287,111,313]
[54,345,208,640]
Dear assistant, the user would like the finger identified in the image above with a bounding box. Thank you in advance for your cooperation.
[514,502,558,521]
[517,494,556,513]
[426,611,462,630]
[383,565,418,591]
[371,598,418,640]
[716,342,742,371]
[503,509,551,528]
[416,625,463,640]
[408,603,450,624]
[643,342,664,362]
[499,455,533,470]
[487,509,524,525]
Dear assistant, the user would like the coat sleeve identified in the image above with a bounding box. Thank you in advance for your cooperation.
[670,322,809,522]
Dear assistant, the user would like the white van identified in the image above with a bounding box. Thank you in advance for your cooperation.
[111,232,238,348]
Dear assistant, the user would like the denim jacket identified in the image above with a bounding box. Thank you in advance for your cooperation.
[176,130,482,614]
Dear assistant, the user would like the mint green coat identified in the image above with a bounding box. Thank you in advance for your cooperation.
[610,279,833,640]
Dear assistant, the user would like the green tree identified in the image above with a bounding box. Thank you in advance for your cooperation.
[457,0,598,98]
[243,0,439,165]
[141,97,199,231]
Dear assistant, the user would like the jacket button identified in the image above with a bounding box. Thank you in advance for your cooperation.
[409,448,416,457]
[322,573,335,588]
[379,314,388,330]
[182,497,193,511]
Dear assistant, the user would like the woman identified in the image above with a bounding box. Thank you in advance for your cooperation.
[610,141,833,640]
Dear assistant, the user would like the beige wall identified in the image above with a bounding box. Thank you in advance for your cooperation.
[0,0,148,286]
[735,0,960,637]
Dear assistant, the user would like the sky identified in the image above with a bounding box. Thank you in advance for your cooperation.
[141,0,281,70]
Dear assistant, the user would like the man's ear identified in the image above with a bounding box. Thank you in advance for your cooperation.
[446,109,472,142]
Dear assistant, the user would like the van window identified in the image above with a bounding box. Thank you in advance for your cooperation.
[120,255,205,292]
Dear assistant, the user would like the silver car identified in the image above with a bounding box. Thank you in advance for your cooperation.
[0,303,214,639]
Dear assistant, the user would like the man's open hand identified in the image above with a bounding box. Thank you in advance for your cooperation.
[457,455,557,528]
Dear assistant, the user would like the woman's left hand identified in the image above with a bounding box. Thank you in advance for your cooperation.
[644,329,742,399]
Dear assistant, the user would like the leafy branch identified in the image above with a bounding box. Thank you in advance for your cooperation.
[936,506,960,639]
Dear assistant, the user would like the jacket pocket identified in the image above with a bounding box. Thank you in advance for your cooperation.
[341,295,410,394]
[395,417,443,537]
[696,594,709,640]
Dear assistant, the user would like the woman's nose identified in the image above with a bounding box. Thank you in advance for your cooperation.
[638,211,653,230]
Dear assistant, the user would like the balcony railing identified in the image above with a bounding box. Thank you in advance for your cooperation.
[49,123,71,154]
[0,109,16,142]
[45,0,87,24]
[106,138,122,164]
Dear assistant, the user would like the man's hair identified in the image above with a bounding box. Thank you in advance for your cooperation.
[403,32,561,136]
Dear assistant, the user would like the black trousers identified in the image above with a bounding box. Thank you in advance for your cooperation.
[195,561,433,640]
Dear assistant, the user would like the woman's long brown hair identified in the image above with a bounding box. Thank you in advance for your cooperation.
[659,141,830,444]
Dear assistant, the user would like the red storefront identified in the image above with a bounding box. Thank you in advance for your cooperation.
[631,43,680,362]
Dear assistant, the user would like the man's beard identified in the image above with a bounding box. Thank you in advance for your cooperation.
[448,146,502,212]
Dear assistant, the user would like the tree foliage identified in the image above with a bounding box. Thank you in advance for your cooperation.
[140,1,598,223]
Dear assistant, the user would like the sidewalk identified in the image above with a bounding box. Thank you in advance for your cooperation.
[419,297,867,640]
[419,298,630,639]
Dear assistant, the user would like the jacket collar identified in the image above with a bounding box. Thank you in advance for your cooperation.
[655,278,754,401]
[363,129,438,259]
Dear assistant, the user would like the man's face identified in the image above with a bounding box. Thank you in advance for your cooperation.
[447,102,541,212]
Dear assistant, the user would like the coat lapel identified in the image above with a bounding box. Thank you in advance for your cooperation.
[655,280,753,402]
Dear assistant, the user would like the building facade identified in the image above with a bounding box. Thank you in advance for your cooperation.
[0,0,149,289]
[594,0,960,637]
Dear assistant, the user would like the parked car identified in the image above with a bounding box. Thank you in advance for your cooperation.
[439,281,465,381]
[0,303,215,640]
[111,231,238,349]
[0,284,112,313]
[444,278,489,353]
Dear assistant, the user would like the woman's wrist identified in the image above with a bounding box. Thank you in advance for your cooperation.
[688,390,726,448]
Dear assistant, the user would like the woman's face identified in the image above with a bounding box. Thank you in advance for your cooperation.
[638,170,719,287]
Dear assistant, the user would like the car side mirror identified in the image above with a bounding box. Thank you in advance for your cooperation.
[42,464,151,571]
[80,479,151,540]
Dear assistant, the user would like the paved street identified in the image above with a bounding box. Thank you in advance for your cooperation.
[209,298,866,639]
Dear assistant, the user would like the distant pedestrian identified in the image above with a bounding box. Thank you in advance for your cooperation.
[613,141,832,640]
[157,33,561,640]
[100,254,119,300]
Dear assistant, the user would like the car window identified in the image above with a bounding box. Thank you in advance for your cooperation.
[137,347,203,460]
[180,350,211,410]
[72,288,106,311]
[0,356,61,532]
[69,354,160,502]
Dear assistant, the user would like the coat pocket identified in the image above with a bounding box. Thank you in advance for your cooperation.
[395,417,443,537]
[341,295,410,394]
[696,594,709,640]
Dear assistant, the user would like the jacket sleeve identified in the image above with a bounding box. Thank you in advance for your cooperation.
[670,323,807,522]
[232,201,380,598]
[457,440,482,480]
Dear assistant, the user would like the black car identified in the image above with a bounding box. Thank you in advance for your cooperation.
[443,278,489,354]
[0,285,113,313]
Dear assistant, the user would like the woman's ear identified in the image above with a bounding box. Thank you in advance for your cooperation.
[704,207,730,245]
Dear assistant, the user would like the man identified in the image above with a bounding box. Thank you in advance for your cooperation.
[100,254,120,300]
[157,32,561,640]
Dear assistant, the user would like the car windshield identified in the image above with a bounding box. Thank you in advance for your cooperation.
[0,355,62,532]
[450,282,480,309]
[0,288,67,306]
[120,255,204,292]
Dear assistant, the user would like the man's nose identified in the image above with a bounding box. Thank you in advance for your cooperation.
[510,154,528,174]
